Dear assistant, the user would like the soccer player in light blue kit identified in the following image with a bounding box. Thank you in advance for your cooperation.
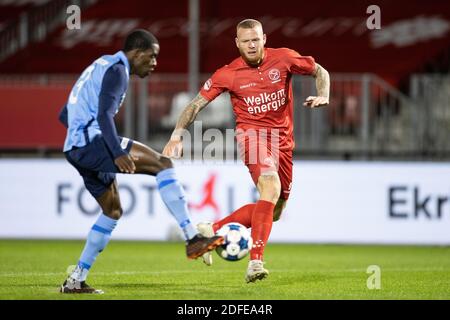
[59,30,223,294]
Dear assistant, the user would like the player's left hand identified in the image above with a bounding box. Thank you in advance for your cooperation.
[115,154,136,174]
[303,96,329,108]
[162,138,183,159]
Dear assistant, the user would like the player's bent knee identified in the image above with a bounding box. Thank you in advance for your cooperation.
[161,155,173,169]
[106,207,122,220]
[258,173,281,203]
[157,155,174,172]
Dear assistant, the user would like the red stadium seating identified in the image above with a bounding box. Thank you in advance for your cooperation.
[1,0,450,150]
[0,82,70,149]
[1,0,449,85]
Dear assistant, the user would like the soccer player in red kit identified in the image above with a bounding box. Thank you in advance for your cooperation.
[163,19,330,283]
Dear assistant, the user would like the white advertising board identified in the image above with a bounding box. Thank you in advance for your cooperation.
[0,159,449,244]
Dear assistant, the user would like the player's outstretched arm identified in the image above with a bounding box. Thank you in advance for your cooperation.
[303,63,330,108]
[163,93,210,158]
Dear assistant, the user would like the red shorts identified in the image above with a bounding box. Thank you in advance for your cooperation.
[237,134,293,200]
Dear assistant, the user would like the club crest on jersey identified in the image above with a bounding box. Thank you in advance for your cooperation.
[203,79,212,91]
[268,69,281,83]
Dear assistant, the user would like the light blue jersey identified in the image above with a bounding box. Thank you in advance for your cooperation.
[63,51,130,152]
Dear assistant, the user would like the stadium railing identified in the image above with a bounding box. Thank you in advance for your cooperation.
[1,73,449,160]
[410,74,450,158]
[293,74,415,159]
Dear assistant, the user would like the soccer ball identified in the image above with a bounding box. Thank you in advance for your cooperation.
[215,223,253,261]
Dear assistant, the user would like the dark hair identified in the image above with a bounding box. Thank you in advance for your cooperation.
[123,29,158,52]
[236,19,263,31]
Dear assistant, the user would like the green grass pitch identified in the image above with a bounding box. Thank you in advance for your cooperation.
[0,240,449,300]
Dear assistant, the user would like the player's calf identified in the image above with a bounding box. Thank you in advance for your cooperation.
[97,181,123,220]
[272,198,287,222]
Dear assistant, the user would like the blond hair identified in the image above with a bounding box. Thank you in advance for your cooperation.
[236,19,263,32]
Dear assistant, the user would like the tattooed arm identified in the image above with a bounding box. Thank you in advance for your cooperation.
[162,93,210,157]
[303,63,330,108]
[171,93,210,139]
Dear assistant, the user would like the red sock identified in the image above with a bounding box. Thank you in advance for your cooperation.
[212,204,255,233]
[250,200,275,261]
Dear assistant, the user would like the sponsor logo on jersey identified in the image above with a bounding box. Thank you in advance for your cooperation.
[243,88,286,114]
[239,82,257,89]
[203,79,212,91]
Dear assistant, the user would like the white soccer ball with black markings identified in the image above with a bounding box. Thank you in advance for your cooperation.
[215,223,253,261]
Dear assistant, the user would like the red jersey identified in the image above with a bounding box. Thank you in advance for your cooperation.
[200,47,315,151]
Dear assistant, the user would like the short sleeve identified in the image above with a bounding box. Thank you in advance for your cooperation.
[199,67,232,101]
[284,48,316,75]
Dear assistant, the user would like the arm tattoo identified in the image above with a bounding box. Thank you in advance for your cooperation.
[313,63,330,99]
[174,93,210,132]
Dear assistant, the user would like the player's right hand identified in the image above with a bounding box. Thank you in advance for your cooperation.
[162,139,183,158]
[115,154,136,174]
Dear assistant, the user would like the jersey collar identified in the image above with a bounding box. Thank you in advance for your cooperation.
[115,50,131,77]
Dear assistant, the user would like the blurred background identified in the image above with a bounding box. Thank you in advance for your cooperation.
[0,0,449,243]
[1,0,449,159]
